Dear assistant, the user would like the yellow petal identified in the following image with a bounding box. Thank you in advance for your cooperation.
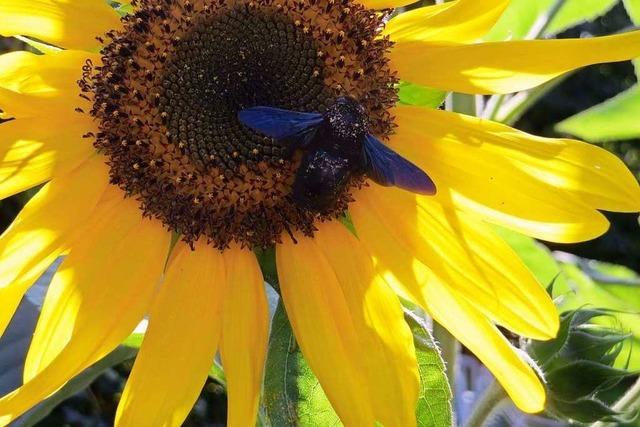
[313,221,419,427]
[277,221,419,427]
[0,0,121,51]
[390,105,614,243]
[0,50,96,119]
[0,198,170,425]
[391,31,640,94]
[0,117,95,200]
[351,185,559,340]
[220,246,268,427]
[425,279,546,413]
[0,156,108,338]
[0,50,94,97]
[384,0,509,44]
[348,198,434,309]
[24,195,169,380]
[360,0,416,10]
[116,240,225,427]
[350,200,549,411]
[0,88,46,119]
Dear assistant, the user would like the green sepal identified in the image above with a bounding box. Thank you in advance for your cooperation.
[527,307,636,423]
[546,360,637,402]
[547,397,631,424]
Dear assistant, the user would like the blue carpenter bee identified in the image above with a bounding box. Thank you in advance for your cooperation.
[238,96,436,212]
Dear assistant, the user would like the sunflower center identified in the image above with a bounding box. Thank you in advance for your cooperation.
[83,0,397,248]
[159,8,330,172]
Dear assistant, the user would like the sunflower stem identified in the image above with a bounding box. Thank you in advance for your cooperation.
[433,322,459,396]
[525,0,567,40]
[464,380,508,427]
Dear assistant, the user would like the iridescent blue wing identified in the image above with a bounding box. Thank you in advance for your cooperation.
[363,134,436,195]
[238,106,323,141]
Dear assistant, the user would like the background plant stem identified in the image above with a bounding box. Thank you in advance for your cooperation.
[591,377,640,427]
[463,381,507,427]
[432,322,459,396]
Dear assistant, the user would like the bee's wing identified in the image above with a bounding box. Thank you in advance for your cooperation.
[363,134,436,195]
[238,107,323,142]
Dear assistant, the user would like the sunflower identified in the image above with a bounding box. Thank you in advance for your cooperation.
[1,0,640,425]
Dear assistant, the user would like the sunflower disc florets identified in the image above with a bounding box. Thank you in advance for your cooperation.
[82,0,398,248]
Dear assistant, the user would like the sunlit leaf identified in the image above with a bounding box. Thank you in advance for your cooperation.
[397,82,446,108]
[555,85,640,142]
[405,311,453,427]
[623,0,640,24]
[486,0,617,41]
[546,0,618,35]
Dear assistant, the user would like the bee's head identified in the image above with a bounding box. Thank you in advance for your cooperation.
[325,96,369,141]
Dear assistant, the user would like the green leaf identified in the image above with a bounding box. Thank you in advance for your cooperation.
[405,311,453,427]
[262,303,340,427]
[14,347,136,426]
[397,82,446,108]
[485,0,617,41]
[624,0,640,22]
[555,85,640,142]
[546,0,618,35]
[622,0,640,75]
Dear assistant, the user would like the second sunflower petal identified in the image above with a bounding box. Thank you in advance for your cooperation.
[0,0,122,51]
[0,156,108,338]
[0,196,170,425]
[391,31,640,95]
[384,0,510,44]
[277,222,419,427]
[115,241,226,427]
[220,246,269,427]
[389,105,623,243]
[351,185,559,340]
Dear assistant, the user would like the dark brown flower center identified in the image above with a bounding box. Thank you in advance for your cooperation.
[82,0,397,248]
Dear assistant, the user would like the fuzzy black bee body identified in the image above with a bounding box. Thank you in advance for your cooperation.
[239,96,436,212]
[290,97,368,211]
